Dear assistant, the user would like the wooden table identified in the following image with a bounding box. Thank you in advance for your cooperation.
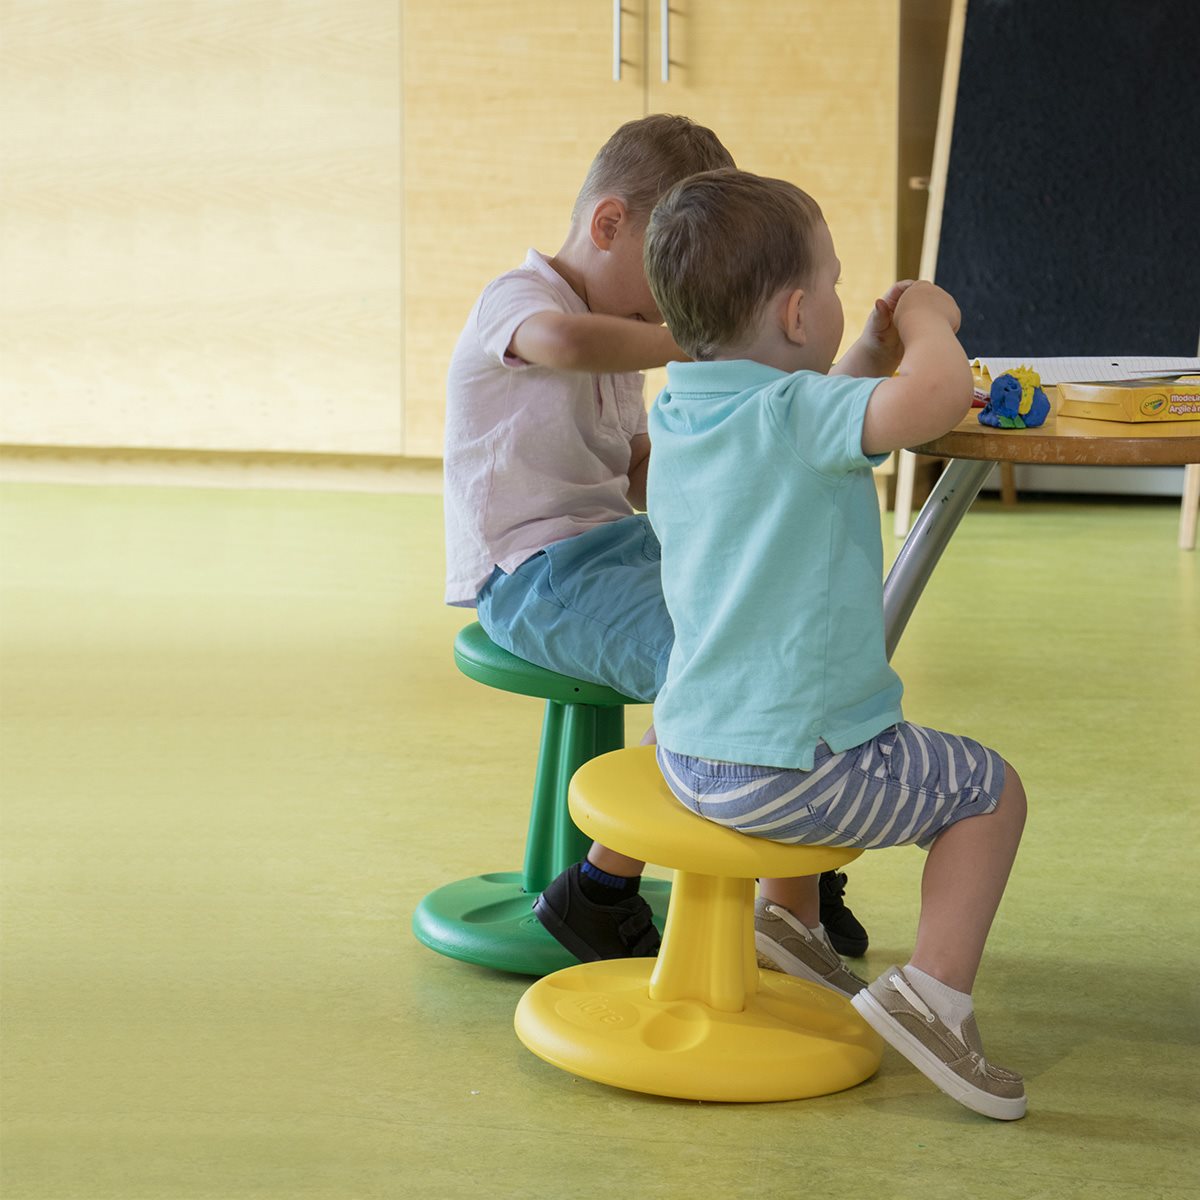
[882,411,1200,658]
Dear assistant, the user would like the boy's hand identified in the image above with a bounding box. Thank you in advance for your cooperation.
[863,279,916,363]
[892,280,961,334]
[860,279,973,456]
[829,280,914,379]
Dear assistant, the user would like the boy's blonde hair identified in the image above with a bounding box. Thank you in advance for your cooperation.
[644,169,825,360]
[572,114,734,224]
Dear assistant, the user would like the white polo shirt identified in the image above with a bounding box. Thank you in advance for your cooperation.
[443,249,648,606]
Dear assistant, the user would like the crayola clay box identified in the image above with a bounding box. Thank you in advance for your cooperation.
[1056,377,1200,423]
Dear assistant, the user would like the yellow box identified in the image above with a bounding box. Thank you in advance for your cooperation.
[1056,377,1200,423]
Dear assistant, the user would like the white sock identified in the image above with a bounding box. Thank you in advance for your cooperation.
[903,964,973,1038]
[810,922,835,951]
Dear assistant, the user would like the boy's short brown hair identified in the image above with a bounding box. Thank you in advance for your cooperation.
[644,169,825,360]
[573,114,735,224]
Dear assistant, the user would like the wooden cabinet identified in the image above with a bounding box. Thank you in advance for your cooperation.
[402,0,901,456]
[0,2,402,456]
[402,1,646,455]
[0,2,920,462]
[640,3,899,403]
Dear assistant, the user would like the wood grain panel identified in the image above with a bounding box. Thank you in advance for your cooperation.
[648,1,900,350]
[0,0,401,453]
[402,0,645,456]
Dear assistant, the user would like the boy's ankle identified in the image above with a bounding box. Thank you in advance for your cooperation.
[902,963,973,1037]
[579,859,640,904]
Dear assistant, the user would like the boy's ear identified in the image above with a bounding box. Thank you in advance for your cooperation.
[782,288,807,345]
[589,196,629,251]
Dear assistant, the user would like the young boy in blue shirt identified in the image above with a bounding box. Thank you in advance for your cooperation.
[446,119,877,968]
[643,168,1029,1120]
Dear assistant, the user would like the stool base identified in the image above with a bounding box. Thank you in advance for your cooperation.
[412,873,672,977]
[515,959,883,1101]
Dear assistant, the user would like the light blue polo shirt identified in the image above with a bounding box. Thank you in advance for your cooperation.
[647,360,903,769]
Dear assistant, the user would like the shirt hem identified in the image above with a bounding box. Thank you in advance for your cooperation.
[657,707,904,771]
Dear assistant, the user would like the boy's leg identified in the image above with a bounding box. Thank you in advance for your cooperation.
[586,845,646,877]
[851,760,1028,1120]
[909,759,1027,992]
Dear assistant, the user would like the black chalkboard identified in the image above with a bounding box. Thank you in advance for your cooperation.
[934,0,1200,356]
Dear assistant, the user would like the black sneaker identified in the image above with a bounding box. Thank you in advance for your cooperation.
[819,870,869,958]
[532,863,661,962]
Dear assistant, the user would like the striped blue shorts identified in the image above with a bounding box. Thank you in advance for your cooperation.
[657,723,1006,851]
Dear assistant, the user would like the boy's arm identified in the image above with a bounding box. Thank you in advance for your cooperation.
[831,280,913,379]
[509,312,686,373]
[860,282,974,456]
[626,433,651,511]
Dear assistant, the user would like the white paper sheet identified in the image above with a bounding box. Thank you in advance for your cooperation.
[972,356,1200,384]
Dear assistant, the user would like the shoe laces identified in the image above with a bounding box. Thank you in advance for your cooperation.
[889,971,937,1023]
[765,905,856,979]
[765,903,815,944]
[889,972,993,1075]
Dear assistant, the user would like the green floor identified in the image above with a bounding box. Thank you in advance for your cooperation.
[1,482,1197,1200]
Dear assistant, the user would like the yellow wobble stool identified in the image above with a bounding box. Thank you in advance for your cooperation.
[514,746,883,1102]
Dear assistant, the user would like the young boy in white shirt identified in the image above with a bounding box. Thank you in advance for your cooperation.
[643,168,1029,1120]
[443,118,870,968]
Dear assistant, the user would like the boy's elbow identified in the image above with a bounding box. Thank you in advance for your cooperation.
[551,322,594,371]
[513,314,591,371]
[937,360,975,419]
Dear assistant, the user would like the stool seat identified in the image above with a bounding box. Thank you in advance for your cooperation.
[453,622,637,708]
[412,625,668,976]
[514,746,883,1101]
[570,745,871,878]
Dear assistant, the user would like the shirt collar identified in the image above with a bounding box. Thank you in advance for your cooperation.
[665,359,788,394]
[523,248,588,314]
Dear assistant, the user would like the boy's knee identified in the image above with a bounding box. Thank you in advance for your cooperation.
[999,759,1027,825]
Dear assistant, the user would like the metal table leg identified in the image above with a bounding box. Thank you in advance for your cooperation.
[883,458,993,660]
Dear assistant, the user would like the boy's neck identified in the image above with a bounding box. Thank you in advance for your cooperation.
[548,228,594,310]
[712,338,817,376]
[710,312,825,372]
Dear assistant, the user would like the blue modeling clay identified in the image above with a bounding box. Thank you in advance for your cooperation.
[978,368,1050,429]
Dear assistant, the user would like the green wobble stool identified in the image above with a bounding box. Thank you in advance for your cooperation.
[411,622,671,975]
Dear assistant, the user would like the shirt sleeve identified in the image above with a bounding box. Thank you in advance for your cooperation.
[474,271,568,368]
[766,372,889,477]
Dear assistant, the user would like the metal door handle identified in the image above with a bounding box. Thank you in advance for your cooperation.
[613,1,622,81]
[660,0,670,81]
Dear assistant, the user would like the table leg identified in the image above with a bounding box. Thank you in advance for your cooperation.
[1179,463,1199,551]
[883,458,993,660]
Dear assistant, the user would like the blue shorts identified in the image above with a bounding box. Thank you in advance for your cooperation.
[475,514,672,703]
[657,723,1006,850]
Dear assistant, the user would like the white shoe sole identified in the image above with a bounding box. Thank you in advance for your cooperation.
[851,989,1027,1121]
[754,932,859,999]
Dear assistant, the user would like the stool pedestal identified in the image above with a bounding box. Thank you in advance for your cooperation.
[412,625,670,976]
[514,747,883,1101]
[516,957,879,1103]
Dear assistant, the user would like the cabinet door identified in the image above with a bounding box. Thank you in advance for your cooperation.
[647,1,899,358]
[0,1,402,454]
[402,1,647,456]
